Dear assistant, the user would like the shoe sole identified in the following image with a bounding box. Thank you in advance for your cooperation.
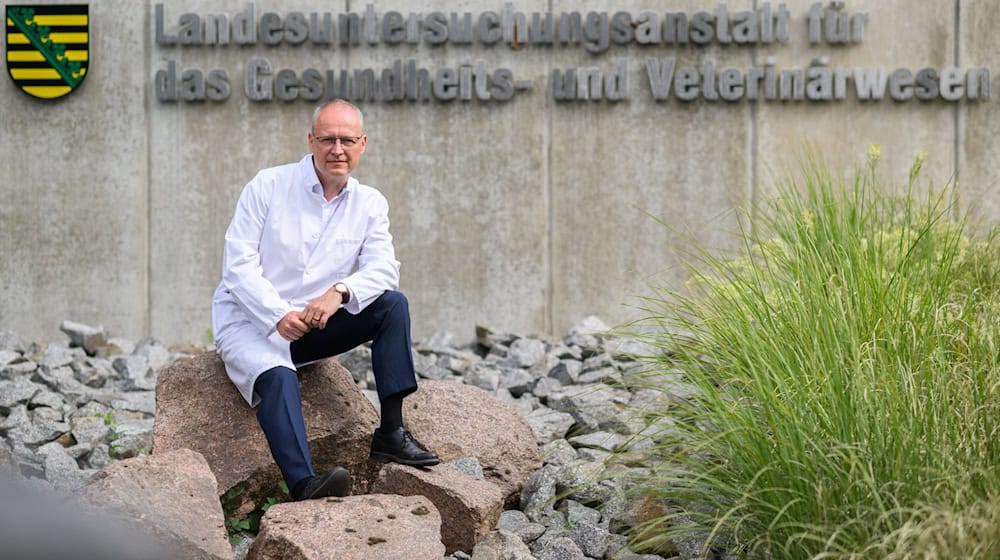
[369,451,440,467]
[306,467,352,499]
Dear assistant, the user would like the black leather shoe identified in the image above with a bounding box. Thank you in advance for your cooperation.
[292,466,351,501]
[370,427,440,466]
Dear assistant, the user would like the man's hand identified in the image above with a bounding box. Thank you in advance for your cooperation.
[300,288,344,330]
[276,311,310,341]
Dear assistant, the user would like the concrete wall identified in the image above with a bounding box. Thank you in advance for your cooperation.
[1,0,995,345]
[961,0,1000,226]
[2,0,149,339]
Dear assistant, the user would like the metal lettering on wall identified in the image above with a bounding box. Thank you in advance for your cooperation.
[152,2,991,104]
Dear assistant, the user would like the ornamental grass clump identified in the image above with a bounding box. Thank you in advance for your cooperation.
[622,148,1000,559]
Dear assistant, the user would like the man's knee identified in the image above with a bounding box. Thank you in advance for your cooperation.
[377,290,409,317]
[380,290,408,309]
[254,366,299,398]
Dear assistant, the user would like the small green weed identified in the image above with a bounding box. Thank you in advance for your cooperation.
[221,481,291,544]
[95,411,124,459]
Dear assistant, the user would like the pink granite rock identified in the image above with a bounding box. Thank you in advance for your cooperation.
[77,448,231,559]
[403,380,542,506]
[374,463,505,554]
[249,494,446,560]
[152,352,380,514]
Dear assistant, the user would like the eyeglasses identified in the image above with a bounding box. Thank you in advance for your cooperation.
[314,135,363,149]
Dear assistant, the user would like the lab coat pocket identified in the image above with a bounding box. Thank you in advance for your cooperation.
[330,237,364,266]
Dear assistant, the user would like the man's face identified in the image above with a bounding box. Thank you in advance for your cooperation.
[308,103,367,187]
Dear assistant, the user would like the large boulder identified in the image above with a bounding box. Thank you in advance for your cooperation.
[403,380,542,506]
[374,462,505,554]
[152,352,380,514]
[249,494,446,560]
[76,448,231,559]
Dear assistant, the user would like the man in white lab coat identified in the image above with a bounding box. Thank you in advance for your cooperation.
[212,99,439,502]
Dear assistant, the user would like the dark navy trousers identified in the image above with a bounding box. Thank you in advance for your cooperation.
[253,290,418,488]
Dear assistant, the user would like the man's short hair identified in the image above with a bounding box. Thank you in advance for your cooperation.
[311,99,364,131]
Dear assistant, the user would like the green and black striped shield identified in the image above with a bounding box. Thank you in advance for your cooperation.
[6,4,88,100]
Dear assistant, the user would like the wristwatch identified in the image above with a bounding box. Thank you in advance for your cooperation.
[334,282,350,304]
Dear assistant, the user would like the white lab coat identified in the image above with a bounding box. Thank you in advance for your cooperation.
[212,154,400,406]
